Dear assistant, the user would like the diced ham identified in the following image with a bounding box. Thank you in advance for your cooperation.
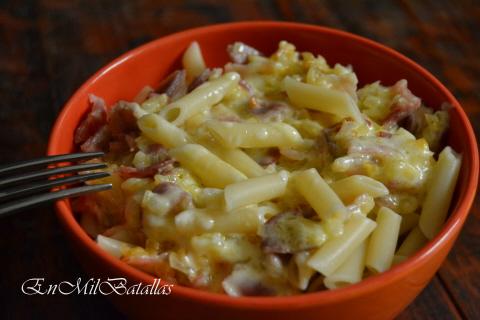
[261,211,325,254]
[117,159,176,179]
[258,148,280,167]
[157,69,187,101]
[376,131,393,138]
[108,101,138,136]
[108,133,137,153]
[74,94,108,144]
[80,125,110,152]
[383,80,421,125]
[227,42,261,64]
[152,182,193,215]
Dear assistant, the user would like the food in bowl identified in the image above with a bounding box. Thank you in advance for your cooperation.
[73,40,461,296]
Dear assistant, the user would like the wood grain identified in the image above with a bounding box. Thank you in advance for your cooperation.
[0,0,478,319]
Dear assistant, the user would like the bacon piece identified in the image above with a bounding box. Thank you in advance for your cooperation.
[152,182,193,215]
[376,131,393,138]
[383,80,421,125]
[258,148,280,167]
[227,42,261,64]
[108,101,138,136]
[80,125,110,152]
[108,133,138,153]
[261,211,325,254]
[117,159,176,179]
[74,94,108,144]
[157,69,187,101]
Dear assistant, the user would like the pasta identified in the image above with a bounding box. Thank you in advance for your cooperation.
[206,120,303,148]
[160,72,240,125]
[138,113,190,148]
[324,240,367,289]
[284,76,363,122]
[206,144,268,177]
[170,144,247,188]
[294,168,348,221]
[182,41,206,81]
[365,207,402,273]
[396,226,428,257]
[224,171,289,210]
[73,40,461,297]
[329,175,389,203]
[419,146,462,239]
[307,214,376,276]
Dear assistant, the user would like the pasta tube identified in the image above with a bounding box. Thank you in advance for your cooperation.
[307,214,376,276]
[366,207,402,273]
[329,175,389,203]
[207,144,267,177]
[324,240,367,289]
[170,144,247,188]
[396,226,428,257]
[160,72,240,125]
[206,120,303,149]
[224,171,289,210]
[419,146,462,239]
[182,41,206,81]
[294,168,348,220]
[284,77,363,122]
[138,113,190,148]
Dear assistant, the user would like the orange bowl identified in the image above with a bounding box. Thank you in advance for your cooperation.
[47,21,478,320]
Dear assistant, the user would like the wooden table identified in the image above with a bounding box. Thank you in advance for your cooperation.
[0,0,478,319]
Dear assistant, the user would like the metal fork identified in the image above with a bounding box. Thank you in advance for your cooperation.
[0,152,112,217]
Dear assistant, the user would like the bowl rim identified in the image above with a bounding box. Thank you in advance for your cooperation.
[48,21,479,309]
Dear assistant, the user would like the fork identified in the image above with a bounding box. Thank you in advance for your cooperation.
[0,152,112,217]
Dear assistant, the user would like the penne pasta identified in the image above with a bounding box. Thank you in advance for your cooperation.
[182,41,206,81]
[307,214,376,276]
[207,144,267,177]
[324,240,367,289]
[224,171,289,210]
[294,168,348,220]
[288,251,316,291]
[396,226,428,257]
[138,113,190,148]
[160,72,240,125]
[175,206,263,235]
[206,120,303,149]
[170,144,247,188]
[284,77,363,122]
[365,207,402,273]
[329,175,389,203]
[419,146,462,239]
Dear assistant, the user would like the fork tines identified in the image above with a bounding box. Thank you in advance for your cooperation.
[0,152,112,217]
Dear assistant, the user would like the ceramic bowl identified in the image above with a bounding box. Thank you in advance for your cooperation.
[47,21,479,320]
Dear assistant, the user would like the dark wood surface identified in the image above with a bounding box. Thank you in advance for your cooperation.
[0,0,478,319]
